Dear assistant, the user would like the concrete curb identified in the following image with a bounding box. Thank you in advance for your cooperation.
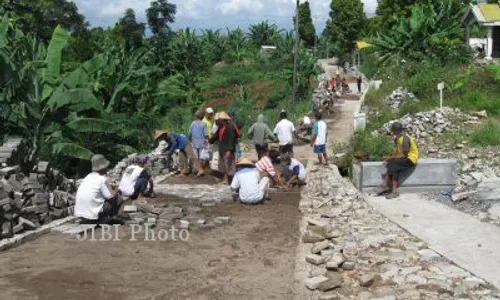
[0,215,77,252]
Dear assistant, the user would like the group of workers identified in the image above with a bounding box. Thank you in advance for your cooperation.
[73,80,419,224]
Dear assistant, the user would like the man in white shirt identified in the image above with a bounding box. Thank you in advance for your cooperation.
[231,158,270,204]
[282,155,307,187]
[75,154,122,224]
[311,111,329,165]
[273,110,296,156]
[118,155,153,200]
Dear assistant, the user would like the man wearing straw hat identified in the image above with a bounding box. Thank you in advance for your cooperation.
[231,157,270,204]
[75,154,123,224]
[209,111,241,184]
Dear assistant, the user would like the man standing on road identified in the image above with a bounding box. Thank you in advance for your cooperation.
[311,111,328,165]
[248,114,276,159]
[274,110,296,157]
[203,107,215,139]
[357,76,363,94]
[189,110,209,177]
[118,155,154,200]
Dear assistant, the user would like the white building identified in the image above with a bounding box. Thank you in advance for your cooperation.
[463,1,500,59]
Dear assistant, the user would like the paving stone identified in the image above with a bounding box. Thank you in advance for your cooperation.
[12,223,24,234]
[0,166,20,176]
[318,273,343,292]
[123,205,138,213]
[304,275,329,290]
[1,222,13,238]
[309,268,328,277]
[312,240,331,254]
[19,217,39,230]
[326,253,345,270]
[318,292,340,300]
[214,216,231,224]
[179,220,189,230]
[342,261,355,270]
[359,274,379,287]
[306,254,326,265]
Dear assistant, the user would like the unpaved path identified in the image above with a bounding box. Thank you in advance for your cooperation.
[0,192,301,300]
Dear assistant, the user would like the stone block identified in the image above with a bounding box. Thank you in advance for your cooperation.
[32,193,48,205]
[37,161,49,174]
[311,240,330,254]
[214,216,231,225]
[306,254,326,265]
[355,159,457,193]
[0,198,12,206]
[2,204,12,212]
[0,166,20,176]
[19,217,39,230]
[123,205,138,213]
[50,208,68,219]
[179,220,189,229]
[305,275,329,290]
[1,222,13,238]
[318,273,343,292]
[12,223,24,234]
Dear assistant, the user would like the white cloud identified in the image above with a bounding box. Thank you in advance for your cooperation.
[72,0,378,29]
[216,0,264,15]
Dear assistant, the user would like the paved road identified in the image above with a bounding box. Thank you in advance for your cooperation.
[366,193,500,289]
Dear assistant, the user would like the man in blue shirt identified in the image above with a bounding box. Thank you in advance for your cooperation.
[155,131,190,176]
[189,110,209,177]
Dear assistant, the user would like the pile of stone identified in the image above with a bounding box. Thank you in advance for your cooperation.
[386,87,419,109]
[375,107,487,138]
[121,198,231,230]
[298,165,498,299]
[108,152,172,183]
[0,140,76,240]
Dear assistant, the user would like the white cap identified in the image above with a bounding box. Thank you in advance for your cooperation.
[205,107,214,114]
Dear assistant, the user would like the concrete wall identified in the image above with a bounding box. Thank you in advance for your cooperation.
[353,159,457,194]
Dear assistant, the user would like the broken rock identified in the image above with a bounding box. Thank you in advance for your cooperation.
[305,275,329,290]
[306,254,326,265]
[311,240,330,254]
[318,273,343,292]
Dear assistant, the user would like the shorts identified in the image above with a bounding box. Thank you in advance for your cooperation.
[314,144,326,154]
[386,157,416,182]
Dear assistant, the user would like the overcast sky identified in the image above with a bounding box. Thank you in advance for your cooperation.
[72,0,378,33]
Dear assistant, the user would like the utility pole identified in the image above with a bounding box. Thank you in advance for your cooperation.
[292,0,300,104]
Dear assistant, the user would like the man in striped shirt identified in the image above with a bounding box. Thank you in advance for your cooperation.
[255,144,286,188]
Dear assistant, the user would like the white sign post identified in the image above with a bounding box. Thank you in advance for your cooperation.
[437,82,445,112]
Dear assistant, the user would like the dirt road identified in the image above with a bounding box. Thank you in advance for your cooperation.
[0,191,301,300]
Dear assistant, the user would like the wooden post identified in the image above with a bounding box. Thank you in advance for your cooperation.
[292,0,300,104]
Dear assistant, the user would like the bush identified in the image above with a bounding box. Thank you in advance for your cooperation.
[451,91,500,116]
[470,121,500,147]
[265,91,285,109]
[351,130,393,162]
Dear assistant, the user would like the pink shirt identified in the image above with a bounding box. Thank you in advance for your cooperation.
[255,156,276,177]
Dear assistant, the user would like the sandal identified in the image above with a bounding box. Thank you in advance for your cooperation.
[386,192,399,199]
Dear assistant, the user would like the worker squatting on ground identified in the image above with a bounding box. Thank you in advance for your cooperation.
[118,155,154,200]
[281,154,307,188]
[254,144,287,189]
[189,110,209,177]
[311,111,329,166]
[379,122,419,199]
[209,111,242,185]
[248,114,276,159]
[75,154,124,225]
[231,158,270,204]
[274,110,296,157]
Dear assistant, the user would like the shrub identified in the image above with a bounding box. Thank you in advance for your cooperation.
[265,91,285,109]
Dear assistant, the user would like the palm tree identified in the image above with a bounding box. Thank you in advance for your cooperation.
[247,21,281,47]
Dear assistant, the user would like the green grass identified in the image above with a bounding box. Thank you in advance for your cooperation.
[470,121,500,147]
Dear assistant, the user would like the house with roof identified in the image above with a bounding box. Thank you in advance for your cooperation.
[463,1,500,59]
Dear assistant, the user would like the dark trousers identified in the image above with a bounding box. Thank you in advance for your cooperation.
[81,196,124,225]
[130,178,148,200]
[386,157,416,182]
[279,144,294,156]
[255,143,268,160]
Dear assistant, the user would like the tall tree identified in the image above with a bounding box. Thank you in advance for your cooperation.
[146,0,177,36]
[323,0,366,54]
[248,21,281,47]
[297,1,316,47]
[117,9,145,51]
[1,0,88,41]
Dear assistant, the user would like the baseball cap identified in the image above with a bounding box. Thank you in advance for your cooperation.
[205,107,214,114]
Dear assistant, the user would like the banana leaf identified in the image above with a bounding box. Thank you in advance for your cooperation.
[52,142,93,160]
[66,118,117,133]
[43,25,70,82]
